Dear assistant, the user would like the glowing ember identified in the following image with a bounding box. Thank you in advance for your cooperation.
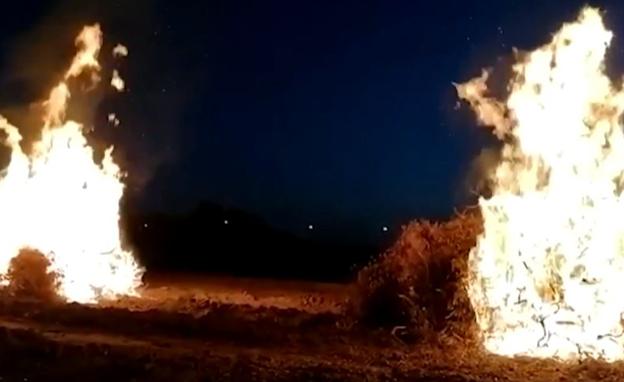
[113,43,129,58]
[456,7,624,361]
[0,24,143,303]
[111,70,125,92]
[108,113,120,127]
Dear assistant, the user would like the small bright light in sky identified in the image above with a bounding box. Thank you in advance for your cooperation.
[143,223,148,228]
[308,224,314,230]
[224,219,229,225]
[382,226,388,232]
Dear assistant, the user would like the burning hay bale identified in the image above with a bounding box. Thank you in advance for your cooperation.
[7,248,60,302]
[352,209,482,343]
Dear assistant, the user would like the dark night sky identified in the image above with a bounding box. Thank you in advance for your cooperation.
[2,0,624,244]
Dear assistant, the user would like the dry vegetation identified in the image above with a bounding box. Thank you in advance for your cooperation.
[352,208,483,344]
[7,248,60,302]
[5,211,624,380]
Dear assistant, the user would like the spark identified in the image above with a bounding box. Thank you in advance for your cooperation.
[112,43,128,58]
[107,113,120,127]
[111,70,125,92]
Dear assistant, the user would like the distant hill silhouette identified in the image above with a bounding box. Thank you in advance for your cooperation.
[122,202,378,282]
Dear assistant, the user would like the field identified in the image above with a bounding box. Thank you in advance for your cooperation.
[1,273,624,381]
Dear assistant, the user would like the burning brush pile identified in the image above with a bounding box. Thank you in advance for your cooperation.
[5,5,624,377]
[459,7,624,362]
[359,5,624,364]
[0,25,143,303]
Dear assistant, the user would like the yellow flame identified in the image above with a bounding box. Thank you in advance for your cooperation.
[0,24,143,303]
[65,25,102,80]
[457,7,624,361]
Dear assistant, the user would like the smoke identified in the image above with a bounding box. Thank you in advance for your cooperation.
[454,51,520,203]
[465,147,501,198]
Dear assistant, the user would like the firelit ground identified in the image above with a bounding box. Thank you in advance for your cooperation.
[0,274,623,381]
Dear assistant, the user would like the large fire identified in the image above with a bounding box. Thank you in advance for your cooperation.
[456,7,624,361]
[0,25,143,303]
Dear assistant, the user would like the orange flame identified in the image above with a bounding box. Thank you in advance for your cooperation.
[0,24,143,303]
[457,7,624,361]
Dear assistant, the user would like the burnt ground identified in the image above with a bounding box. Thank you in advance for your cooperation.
[0,274,623,381]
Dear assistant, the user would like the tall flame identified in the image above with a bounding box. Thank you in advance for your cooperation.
[456,7,624,361]
[0,24,143,303]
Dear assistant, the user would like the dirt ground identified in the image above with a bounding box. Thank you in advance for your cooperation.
[1,274,624,381]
